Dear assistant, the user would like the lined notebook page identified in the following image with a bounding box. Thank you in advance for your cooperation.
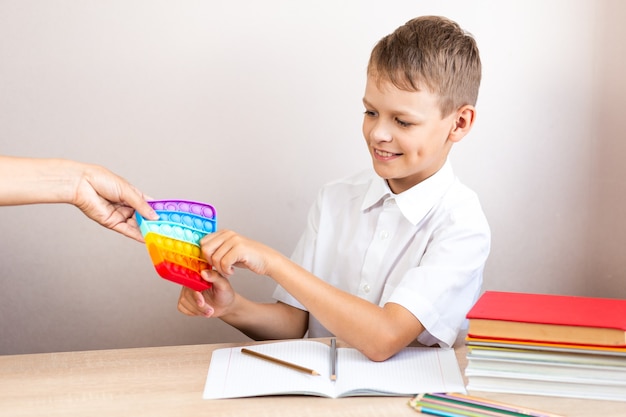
[334,347,465,396]
[203,340,465,399]
[204,340,333,399]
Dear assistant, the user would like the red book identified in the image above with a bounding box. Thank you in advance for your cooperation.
[466,291,626,347]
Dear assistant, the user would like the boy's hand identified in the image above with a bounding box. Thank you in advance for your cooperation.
[199,229,274,278]
[177,270,236,318]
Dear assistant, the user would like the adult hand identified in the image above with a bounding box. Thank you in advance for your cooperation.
[71,162,158,242]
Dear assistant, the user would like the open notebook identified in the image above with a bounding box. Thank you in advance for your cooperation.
[203,340,465,399]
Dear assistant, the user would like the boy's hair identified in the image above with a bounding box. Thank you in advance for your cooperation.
[368,15,481,117]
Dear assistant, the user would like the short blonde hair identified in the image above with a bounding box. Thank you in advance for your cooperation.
[368,16,481,117]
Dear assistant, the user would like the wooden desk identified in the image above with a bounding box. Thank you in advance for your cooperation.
[1,341,625,416]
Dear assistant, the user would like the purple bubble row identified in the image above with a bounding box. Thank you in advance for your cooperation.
[148,200,216,219]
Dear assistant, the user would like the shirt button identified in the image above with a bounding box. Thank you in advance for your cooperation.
[379,230,389,240]
[363,283,371,294]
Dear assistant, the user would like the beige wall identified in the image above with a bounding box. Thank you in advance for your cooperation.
[587,0,626,296]
[1,0,624,354]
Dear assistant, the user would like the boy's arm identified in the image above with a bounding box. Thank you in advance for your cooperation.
[267,254,424,361]
[201,230,425,362]
[177,270,308,340]
[221,299,309,341]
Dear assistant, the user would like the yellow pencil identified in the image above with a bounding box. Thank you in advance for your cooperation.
[241,348,320,376]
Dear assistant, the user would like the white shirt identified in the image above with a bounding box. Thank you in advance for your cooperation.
[273,161,491,348]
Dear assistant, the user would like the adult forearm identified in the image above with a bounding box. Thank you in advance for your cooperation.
[0,156,80,206]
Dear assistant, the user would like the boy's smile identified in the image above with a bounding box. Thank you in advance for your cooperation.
[373,148,402,160]
[362,75,473,194]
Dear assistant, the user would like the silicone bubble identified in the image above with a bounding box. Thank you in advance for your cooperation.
[145,233,205,262]
[154,211,216,234]
[139,221,207,246]
[148,200,216,219]
[146,234,211,291]
[135,199,217,290]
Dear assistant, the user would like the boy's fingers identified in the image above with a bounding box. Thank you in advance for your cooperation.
[201,269,228,285]
[200,270,213,282]
[177,302,195,316]
[194,291,206,307]
[178,289,200,315]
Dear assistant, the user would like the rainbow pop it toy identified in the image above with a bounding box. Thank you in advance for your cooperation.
[135,199,217,291]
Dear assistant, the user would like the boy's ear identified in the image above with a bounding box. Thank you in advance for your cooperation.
[448,105,476,143]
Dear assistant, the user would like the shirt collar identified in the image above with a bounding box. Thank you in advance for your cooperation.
[361,161,456,225]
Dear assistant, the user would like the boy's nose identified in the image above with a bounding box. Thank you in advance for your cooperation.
[369,120,393,143]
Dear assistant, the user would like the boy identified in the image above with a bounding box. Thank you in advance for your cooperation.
[178,16,490,361]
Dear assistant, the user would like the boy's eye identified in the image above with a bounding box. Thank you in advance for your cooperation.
[363,110,377,117]
[395,117,412,127]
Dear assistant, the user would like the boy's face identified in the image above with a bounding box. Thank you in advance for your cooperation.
[362,75,459,194]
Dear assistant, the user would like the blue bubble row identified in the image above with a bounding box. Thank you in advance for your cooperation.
[155,210,215,234]
[138,220,206,246]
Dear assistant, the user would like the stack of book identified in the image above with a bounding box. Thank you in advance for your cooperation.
[464,291,626,401]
